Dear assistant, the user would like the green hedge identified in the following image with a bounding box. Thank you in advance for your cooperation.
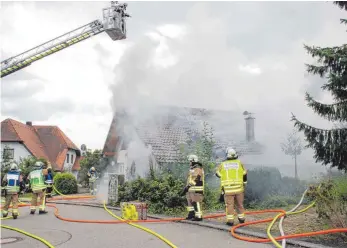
[118,174,187,215]
[54,172,78,195]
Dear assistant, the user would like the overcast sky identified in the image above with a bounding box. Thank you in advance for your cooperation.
[1,1,346,171]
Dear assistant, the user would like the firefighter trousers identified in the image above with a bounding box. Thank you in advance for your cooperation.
[186,191,204,218]
[46,184,53,198]
[224,192,245,223]
[31,190,46,213]
[2,193,19,216]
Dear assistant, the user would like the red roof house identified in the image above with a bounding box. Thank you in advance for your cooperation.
[1,118,81,173]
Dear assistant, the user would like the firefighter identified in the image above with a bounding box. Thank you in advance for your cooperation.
[45,163,54,199]
[87,167,98,195]
[216,147,247,226]
[1,163,25,219]
[28,161,48,214]
[184,155,204,221]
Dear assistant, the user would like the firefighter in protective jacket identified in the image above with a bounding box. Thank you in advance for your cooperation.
[216,147,247,226]
[28,161,48,214]
[184,155,204,221]
[87,167,98,195]
[1,163,24,219]
[45,162,54,199]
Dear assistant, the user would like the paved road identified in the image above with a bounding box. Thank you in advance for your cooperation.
[1,204,273,248]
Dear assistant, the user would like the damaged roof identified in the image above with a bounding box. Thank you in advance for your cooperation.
[103,105,264,163]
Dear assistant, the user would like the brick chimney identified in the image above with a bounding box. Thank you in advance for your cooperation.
[26,121,32,126]
[243,111,255,142]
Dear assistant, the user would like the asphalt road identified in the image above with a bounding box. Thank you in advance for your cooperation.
[1,204,273,248]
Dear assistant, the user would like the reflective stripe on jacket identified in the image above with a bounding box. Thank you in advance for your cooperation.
[6,171,20,194]
[29,169,47,192]
[216,159,246,194]
[187,167,204,193]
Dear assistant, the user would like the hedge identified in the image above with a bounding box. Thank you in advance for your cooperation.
[54,172,78,195]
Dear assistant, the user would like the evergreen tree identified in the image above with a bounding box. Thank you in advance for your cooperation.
[292,2,347,172]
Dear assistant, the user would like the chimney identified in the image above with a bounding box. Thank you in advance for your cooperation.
[26,121,32,126]
[243,111,255,142]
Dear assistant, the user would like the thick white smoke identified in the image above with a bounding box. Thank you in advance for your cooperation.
[106,2,343,179]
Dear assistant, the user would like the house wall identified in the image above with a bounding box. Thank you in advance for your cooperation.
[117,150,128,180]
[63,149,77,176]
[1,141,32,163]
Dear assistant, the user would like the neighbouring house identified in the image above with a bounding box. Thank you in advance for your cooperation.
[102,105,265,181]
[1,119,82,178]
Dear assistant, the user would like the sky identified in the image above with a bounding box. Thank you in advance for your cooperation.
[1,1,346,176]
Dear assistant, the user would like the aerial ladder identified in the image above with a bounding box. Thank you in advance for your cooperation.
[0,1,130,78]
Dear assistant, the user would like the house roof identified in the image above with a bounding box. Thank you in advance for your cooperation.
[103,105,264,163]
[1,119,81,171]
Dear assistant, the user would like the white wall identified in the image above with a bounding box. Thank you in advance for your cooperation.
[1,141,32,163]
[63,149,77,172]
[117,150,128,180]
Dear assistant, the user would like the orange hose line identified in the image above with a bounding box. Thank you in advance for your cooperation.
[1,202,223,224]
[230,210,347,243]
[3,196,346,241]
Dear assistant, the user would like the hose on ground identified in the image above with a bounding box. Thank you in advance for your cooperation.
[278,188,308,248]
[267,200,316,248]
[1,224,55,248]
[103,201,178,248]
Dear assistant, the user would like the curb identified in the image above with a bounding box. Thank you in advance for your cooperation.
[48,200,336,248]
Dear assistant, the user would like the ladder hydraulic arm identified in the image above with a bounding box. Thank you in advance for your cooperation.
[0,1,130,78]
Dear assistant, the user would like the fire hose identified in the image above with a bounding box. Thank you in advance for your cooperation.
[278,188,308,248]
[2,187,347,248]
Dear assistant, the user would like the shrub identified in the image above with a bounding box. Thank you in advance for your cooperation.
[54,172,78,195]
[118,174,187,215]
[307,175,347,229]
[244,167,307,208]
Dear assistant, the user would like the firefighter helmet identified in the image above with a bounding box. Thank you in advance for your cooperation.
[90,167,96,172]
[226,147,238,159]
[34,161,45,169]
[10,163,18,171]
[187,154,198,163]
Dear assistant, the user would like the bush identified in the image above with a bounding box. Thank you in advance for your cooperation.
[54,173,78,195]
[244,167,307,208]
[118,174,187,215]
[307,175,347,229]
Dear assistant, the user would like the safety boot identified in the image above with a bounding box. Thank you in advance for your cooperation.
[30,210,35,215]
[226,221,234,226]
[185,211,195,220]
[238,217,245,224]
[192,217,203,221]
[12,214,18,219]
[2,213,8,218]
[39,210,48,214]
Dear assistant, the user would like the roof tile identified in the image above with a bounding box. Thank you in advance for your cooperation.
[103,106,264,163]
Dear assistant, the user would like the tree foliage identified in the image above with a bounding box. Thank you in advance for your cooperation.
[0,145,14,174]
[292,2,347,172]
[281,130,304,179]
[180,121,216,176]
[78,149,107,186]
[281,130,304,158]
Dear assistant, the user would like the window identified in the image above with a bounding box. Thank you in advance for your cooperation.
[71,154,74,164]
[3,148,14,159]
[66,154,69,163]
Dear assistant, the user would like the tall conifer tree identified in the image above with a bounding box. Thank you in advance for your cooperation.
[292,2,347,171]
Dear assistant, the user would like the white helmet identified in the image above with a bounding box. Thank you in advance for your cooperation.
[187,154,198,163]
[34,161,44,169]
[226,147,238,159]
[10,163,18,171]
